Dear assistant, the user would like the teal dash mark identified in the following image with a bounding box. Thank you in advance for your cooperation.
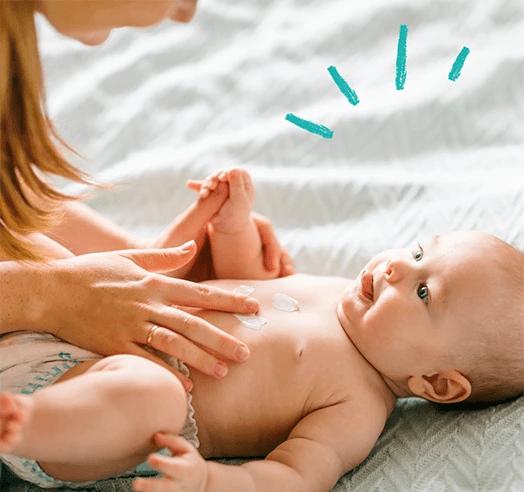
[327,66,359,105]
[449,46,470,81]
[395,24,408,90]
[285,113,334,139]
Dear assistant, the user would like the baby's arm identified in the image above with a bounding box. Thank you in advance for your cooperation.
[136,400,388,492]
[206,402,383,492]
[187,169,279,280]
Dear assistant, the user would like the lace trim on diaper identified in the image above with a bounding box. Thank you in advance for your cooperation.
[170,357,200,449]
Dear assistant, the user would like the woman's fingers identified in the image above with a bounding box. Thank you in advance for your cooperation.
[125,343,193,390]
[120,242,197,274]
[185,180,203,191]
[254,216,280,272]
[151,309,250,364]
[144,320,240,377]
[161,278,259,314]
[280,249,295,276]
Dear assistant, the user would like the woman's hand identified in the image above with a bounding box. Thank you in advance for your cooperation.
[133,433,207,492]
[37,241,257,386]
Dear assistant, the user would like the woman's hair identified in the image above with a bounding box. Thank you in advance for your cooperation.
[0,0,108,263]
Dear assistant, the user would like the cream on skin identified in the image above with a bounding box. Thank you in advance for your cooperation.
[35,0,197,45]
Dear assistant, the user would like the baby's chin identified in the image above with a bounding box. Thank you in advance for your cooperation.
[336,298,354,340]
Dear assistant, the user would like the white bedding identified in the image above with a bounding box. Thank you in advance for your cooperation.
[15,0,523,490]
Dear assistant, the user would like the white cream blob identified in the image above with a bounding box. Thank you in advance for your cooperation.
[233,285,256,296]
[272,293,300,312]
[233,313,268,330]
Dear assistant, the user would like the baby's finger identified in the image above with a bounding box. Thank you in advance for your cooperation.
[146,454,181,479]
[133,476,173,492]
[154,433,195,455]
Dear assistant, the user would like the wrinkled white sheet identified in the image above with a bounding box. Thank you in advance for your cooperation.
[31,0,524,490]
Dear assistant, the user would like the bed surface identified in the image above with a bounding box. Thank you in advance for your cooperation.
[3,0,523,490]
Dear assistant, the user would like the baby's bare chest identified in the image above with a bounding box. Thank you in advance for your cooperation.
[187,276,373,457]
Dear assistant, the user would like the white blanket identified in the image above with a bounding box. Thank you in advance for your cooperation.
[23,0,524,490]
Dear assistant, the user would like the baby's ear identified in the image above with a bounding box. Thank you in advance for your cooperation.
[407,371,472,404]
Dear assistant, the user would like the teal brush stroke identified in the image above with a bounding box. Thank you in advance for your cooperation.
[449,46,470,81]
[327,66,360,105]
[285,113,334,139]
[395,24,408,90]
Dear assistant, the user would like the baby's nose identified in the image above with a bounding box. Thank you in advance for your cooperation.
[383,259,404,283]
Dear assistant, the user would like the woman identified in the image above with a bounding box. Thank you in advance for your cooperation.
[0,0,293,385]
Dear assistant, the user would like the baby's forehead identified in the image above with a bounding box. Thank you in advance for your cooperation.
[431,232,503,266]
[428,233,506,303]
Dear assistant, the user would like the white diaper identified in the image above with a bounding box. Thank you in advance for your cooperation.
[0,330,198,489]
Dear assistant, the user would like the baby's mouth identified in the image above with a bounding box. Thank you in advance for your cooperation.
[359,270,374,303]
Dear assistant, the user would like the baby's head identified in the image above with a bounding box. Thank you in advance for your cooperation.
[337,231,524,405]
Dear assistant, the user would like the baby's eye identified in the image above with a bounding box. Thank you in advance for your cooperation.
[417,284,429,304]
[412,242,423,261]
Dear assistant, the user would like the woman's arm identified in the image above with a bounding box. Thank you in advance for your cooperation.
[0,260,49,335]
[45,200,144,254]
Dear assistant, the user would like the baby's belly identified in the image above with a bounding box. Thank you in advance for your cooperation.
[189,317,311,458]
[184,276,350,458]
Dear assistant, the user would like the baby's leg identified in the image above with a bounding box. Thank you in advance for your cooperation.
[2,354,187,482]
[205,169,278,280]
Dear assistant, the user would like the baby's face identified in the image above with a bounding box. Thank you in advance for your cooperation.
[337,231,501,385]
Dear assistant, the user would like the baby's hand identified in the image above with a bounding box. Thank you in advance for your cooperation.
[133,433,207,492]
[187,168,255,234]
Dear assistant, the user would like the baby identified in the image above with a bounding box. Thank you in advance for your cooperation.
[1,169,523,491]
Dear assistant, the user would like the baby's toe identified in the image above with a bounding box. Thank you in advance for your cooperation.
[227,168,247,196]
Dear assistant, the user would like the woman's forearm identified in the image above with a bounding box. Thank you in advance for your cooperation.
[45,201,144,254]
[0,261,51,335]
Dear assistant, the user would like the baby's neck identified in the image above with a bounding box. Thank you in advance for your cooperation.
[381,375,412,399]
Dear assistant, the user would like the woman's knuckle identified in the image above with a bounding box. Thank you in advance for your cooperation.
[196,284,212,298]
[184,316,199,332]
[140,272,160,289]
[216,336,233,355]
[158,330,177,346]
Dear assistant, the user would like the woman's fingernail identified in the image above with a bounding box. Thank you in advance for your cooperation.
[214,362,228,378]
[179,240,195,252]
[236,345,250,362]
[245,297,259,311]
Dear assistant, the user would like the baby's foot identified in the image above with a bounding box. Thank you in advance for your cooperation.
[187,168,255,234]
[0,392,34,454]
